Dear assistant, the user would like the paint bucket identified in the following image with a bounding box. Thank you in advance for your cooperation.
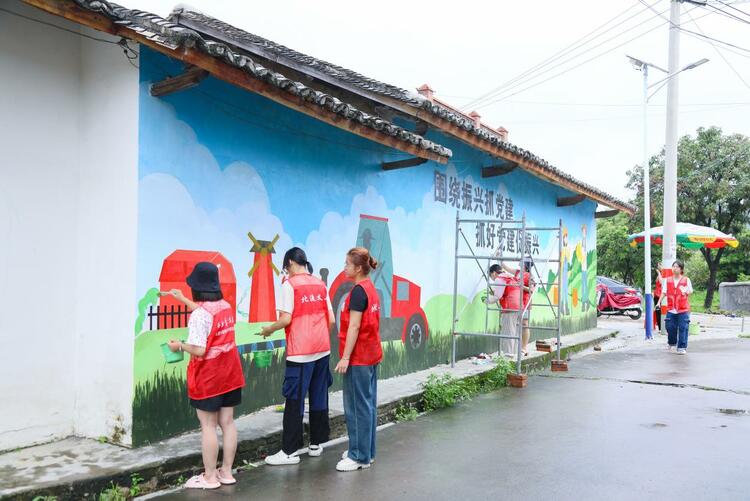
[254,350,273,368]
[160,342,184,364]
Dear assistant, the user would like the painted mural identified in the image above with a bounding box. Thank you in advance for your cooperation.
[132,48,597,445]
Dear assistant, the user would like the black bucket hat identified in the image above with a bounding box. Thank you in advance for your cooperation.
[186,262,221,293]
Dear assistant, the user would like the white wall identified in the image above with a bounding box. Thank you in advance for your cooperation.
[0,2,138,449]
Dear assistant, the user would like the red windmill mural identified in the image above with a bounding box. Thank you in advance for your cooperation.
[247,232,280,322]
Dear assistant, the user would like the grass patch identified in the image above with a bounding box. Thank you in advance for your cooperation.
[394,403,419,422]
[689,289,720,313]
[421,357,513,412]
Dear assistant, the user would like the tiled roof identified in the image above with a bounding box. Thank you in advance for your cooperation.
[168,8,634,213]
[71,0,452,160]
[71,0,632,212]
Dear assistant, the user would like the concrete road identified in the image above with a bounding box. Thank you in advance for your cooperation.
[154,337,750,501]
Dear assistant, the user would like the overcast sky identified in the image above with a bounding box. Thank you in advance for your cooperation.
[121,0,750,203]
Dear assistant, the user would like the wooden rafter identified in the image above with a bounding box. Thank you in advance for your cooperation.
[557,194,586,207]
[23,0,448,164]
[595,209,620,219]
[150,66,209,97]
[382,157,428,171]
[481,163,517,178]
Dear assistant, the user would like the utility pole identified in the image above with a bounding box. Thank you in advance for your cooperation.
[642,64,653,339]
[662,0,681,281]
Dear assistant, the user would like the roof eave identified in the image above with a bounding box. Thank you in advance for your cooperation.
[22,0,452,164]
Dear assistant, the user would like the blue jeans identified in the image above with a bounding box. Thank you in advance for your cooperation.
[665,312,690,349]
[281,356,332,454]
[342,364,378,464]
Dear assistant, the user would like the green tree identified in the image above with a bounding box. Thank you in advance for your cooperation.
[626,127,750,308]
[596,212,660,287]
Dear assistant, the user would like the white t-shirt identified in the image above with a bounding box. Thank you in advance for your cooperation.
[186,308,213,348]
[485,276,507,305]
[278,280,334,363]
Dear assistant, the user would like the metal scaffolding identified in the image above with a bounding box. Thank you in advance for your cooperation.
[450,211,564,376]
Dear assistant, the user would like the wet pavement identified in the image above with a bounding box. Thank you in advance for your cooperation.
[153,334,750,501]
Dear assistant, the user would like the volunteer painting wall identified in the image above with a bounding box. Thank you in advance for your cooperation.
[133,48,596,445]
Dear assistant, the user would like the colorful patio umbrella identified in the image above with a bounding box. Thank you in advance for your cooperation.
[628,222,739,250]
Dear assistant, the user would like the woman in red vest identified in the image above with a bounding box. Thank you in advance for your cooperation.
[657,260,693,354]
[334,247,382,472]
[260,247,335,466]
[166,262,245,489]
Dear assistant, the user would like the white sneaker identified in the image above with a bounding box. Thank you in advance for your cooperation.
[341,450,374,463]
[265,450,300,466]
[308,444,323,457]
[666,345,675,352]
[676,348,687,355]
[336,457,371,472]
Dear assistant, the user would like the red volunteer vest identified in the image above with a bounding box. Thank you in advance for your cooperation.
[514,270,532,308]
[500,275,522,311]
[285,273,331,357]
[666,276,690,313]
[339,278,382,366]
[187,300,245,400]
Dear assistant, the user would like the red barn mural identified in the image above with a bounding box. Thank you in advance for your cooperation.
[159,250,236,328]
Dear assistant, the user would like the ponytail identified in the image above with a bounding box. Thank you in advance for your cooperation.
[347,247,377,275]
[283,247,314,274]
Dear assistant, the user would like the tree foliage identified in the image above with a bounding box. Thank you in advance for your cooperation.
[623,127,750,307]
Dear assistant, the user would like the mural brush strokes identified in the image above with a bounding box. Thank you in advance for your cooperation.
[133,48,597,445]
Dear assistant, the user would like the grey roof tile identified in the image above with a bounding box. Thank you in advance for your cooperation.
[72,0,451,160]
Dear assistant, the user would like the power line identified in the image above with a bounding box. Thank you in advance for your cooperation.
[686,9,750,90]
[471,10,674,109]
[474,12,700,109]
[0,5,139,67]
[641,1,750,53]
[501,102,750,126]
[461,0,658,110]
[0,6,118,44]
[714,0,750,19]
[473,4,718,109]
[700,1,750,24]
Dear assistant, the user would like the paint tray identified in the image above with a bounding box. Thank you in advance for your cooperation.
[161,342,184,364]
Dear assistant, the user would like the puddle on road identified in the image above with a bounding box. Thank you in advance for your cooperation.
[717,408,748,416]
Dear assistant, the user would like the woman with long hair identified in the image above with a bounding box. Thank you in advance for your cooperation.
[334,247,382,472]
[261,247,335,465]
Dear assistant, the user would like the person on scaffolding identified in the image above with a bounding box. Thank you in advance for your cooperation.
[484,264,522,358]
[500,260,535,356]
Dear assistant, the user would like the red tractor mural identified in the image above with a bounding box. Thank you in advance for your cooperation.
[328,214,429,351]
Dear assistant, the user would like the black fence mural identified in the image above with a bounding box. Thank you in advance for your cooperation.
[148,304,190,330]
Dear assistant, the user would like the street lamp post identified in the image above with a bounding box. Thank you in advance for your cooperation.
[627,54,708,340]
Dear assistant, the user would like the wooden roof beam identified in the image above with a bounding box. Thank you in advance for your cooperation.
[382,157,428,171]
[22,0,449,164]
[595,209,620,219]
[150,65,209,97]
[482,162,517,178]
[557,194,587,207]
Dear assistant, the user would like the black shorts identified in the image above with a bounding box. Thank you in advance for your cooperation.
[190,387,242,412]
